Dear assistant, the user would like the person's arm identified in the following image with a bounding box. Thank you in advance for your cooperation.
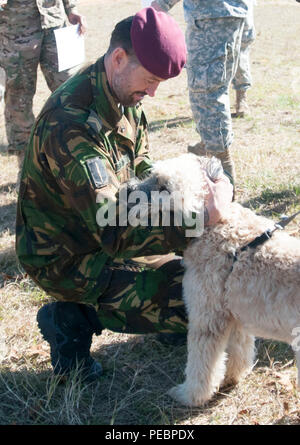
[63,0,87,35]
[40,101,231,258]
[42,121,188,259]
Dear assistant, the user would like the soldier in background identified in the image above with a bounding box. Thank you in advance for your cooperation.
[232,0,256,117]
[0,0,85,176]
[152,0,249,184]
[16,8,233,381]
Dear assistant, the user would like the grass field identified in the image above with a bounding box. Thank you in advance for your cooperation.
[0,0,299,425]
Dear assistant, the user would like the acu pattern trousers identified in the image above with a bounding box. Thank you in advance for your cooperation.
[186,16,245,153]
[232,0,256,92]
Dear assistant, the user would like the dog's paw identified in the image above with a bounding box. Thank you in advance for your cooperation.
[168,384,192,406]
[168,383,209,407]
[222,367,252,388]
[221,376,240,389]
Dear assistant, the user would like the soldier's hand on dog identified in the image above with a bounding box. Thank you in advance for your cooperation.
[204,173,233,226]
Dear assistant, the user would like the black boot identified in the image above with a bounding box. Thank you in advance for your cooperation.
[37,302,103,382]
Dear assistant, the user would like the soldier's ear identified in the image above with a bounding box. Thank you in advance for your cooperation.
[111,47,129,73]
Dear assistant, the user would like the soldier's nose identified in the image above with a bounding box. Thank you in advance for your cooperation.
[145,81,160,97]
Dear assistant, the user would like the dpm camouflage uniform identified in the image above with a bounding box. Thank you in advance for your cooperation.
[0,0,78,154]
[156,0,248,153]
[232,0,256,92]
[16,57,190,335]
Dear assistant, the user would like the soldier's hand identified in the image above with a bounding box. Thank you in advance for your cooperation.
[204,173,233,226]
[68,12,87,35]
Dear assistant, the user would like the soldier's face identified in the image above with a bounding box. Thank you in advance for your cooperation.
[111,50,164,106]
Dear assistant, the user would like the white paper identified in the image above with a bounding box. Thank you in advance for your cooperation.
[54,24,85,72]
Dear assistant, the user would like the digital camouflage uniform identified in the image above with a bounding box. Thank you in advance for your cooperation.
[232,0,256,92]
[0,0,78,153]
[16,57,190,335]
[156,0,248,153]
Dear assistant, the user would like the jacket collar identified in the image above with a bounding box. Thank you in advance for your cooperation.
[91,57,121,130]
[90,57,135,143]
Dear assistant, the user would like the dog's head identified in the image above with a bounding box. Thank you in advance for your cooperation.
[126,153,222,217]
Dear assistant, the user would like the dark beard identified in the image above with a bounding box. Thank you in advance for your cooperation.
[111,75,145,107]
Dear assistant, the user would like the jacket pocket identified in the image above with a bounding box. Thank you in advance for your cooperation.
[187,44,227,93]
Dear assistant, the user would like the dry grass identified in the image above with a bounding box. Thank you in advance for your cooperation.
[0,0,299,425]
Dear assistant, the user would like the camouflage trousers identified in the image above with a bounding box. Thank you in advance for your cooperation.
[232,1,256,91]
[1,25,74,153]
[27,252,188,335]
[94,254,188,335]
[186,16,245,153]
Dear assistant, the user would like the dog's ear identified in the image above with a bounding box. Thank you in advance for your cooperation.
[191,155,224,181]
[206,157,224,181]
[156,174,171,193]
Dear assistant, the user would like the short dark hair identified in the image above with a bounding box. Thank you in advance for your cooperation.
[107,16,135,55]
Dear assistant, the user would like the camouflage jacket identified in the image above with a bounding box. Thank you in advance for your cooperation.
[16,57,188,302]
[155,0,248,20]
[0,0,77,30]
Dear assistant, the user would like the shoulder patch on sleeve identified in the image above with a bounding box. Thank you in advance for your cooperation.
[86,157,108,189]
[87,110,103,134]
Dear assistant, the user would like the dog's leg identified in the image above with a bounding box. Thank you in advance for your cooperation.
[223,322,255,386]
[168,317,232,407]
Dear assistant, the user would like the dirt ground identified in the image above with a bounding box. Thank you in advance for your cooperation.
[0,0,299,426]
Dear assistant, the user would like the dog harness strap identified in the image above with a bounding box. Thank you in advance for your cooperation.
[232,229,273,264]
[240,229,273,252]
[233,210,300,262]
[275,210,300,229]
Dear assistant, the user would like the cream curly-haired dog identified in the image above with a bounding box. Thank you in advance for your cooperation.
[132,153,300,407]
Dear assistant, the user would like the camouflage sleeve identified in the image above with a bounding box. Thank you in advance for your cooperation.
[133,112,153,179]
[155,0,181,12]
[43,123,188,260]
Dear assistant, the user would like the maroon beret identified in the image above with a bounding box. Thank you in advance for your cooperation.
[130,7,187,80]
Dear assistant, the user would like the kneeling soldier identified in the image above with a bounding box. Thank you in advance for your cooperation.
[16,7,233,381]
